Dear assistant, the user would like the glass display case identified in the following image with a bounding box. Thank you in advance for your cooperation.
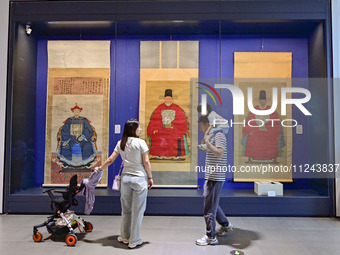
[5,0,334,216]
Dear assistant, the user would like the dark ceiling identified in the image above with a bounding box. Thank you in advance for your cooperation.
[27,20,321,37]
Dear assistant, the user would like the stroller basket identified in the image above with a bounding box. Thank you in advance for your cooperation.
[32,175,93,246]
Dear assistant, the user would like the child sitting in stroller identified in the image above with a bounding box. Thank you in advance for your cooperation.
[32,175,93,246]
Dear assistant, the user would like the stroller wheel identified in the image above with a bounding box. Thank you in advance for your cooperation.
[65,234,77,246]
[33,232,43,242]
[85,222,93,232]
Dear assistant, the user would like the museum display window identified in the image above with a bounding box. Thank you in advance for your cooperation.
[5,0,334,216]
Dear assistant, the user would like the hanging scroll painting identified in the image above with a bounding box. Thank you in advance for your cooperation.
[44,41,110,185]
[233,52,293,182]
[139,41,199,186]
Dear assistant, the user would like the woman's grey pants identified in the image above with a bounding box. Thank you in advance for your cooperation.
[120,175,148,244]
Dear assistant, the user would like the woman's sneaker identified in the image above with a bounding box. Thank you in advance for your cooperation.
[128,239,143,249]
[217,222,234,236]
[196,235,219,246]
[117,236,129,244]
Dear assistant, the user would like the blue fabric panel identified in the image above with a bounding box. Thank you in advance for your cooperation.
[35,39,48,186]
[108,39,116,184]
[35,34,309,190]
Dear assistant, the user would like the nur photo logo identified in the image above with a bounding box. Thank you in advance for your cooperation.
[197,81,312,128]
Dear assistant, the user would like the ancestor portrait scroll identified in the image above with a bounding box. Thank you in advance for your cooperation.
[234,52,293,182]
[44,41,110,185]
[139,41,199,186]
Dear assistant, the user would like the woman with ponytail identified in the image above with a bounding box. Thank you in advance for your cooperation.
[95,119,153,248]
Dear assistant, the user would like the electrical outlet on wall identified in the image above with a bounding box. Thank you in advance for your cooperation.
[115,125,121,134]
[296,125,303,134]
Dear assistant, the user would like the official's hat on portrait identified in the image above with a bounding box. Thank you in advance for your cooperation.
[259,90,266,100]
[71,103,83,112]
[164,89,173,97]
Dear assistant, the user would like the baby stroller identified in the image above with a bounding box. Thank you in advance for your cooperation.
[32,175,93,246]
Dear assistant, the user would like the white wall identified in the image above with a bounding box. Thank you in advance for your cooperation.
[0,1,9,214]
[332,0,340,217]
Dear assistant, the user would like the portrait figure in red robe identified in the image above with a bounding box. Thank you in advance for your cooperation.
[242,90,281,163]
[147,89,189,159]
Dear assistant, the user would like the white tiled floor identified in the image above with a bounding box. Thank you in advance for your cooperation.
[1,214,340,255]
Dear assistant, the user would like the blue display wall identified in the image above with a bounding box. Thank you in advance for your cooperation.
[34,34,310,190]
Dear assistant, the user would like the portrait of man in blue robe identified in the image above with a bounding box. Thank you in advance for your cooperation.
[57,103,97,168]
